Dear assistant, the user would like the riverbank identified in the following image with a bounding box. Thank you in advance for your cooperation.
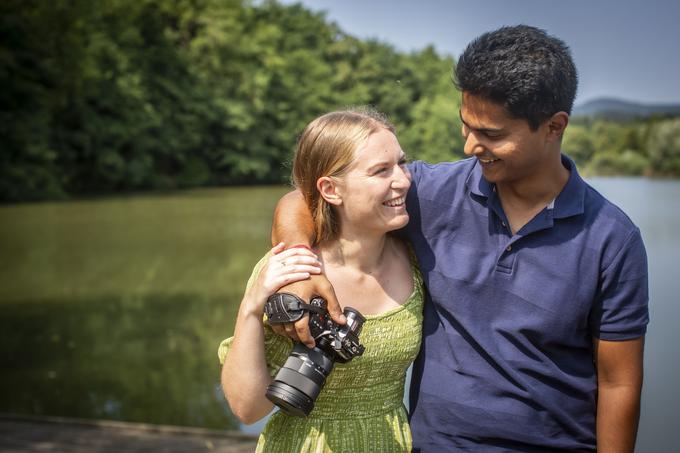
[0,413,257,452]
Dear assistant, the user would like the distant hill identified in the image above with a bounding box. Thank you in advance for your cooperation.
[572,97,680,119]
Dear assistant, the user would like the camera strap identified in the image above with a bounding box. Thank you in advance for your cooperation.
[264,292,326,324]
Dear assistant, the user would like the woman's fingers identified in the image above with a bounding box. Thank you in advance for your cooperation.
[271,242,286,255]
[278,255,321,269]
[274,272,312,287]
[276,247,319,261]
[280,264,321,274]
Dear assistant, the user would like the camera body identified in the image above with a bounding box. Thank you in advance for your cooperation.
[263,293,366,416]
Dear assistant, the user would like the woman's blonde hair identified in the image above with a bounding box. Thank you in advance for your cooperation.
[292,107,395,245]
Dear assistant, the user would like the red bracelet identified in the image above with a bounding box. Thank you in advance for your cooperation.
[287,244,313,252]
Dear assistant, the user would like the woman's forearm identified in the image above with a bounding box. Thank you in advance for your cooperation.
[221,298,274,424]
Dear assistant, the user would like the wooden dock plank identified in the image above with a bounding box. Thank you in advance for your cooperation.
[0,414,257,452]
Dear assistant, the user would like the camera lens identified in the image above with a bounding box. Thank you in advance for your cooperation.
[343,307,366,336]
[265,344,334,416]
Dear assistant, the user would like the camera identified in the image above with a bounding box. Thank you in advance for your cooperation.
[263,293,366,416]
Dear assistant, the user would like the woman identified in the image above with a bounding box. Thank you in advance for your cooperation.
[218,107,424,452]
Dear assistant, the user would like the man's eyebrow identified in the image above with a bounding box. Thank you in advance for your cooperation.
[459,109,503,133]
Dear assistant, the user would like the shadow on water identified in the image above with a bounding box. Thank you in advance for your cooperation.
[0,293,237,429]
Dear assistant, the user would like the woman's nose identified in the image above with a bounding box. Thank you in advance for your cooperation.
[393,165,411,188]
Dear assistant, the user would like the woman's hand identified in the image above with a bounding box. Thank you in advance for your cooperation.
[242,243,322,316]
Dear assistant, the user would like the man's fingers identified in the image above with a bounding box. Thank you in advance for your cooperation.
[295,315,315,348]
[319,283,346,325]
[270,324,287,337]
[284,322,300,342]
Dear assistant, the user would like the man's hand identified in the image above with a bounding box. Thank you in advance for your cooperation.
[271,273,345,348]
[269,190,345,347]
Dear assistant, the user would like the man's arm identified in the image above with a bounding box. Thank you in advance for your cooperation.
[594,336,645,453]
[270,190,345,347]
[271,190,316,249]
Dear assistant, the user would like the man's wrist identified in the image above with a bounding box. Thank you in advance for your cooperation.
[286,244,313,252]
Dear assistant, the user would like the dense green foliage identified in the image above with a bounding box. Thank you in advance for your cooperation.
[563,116,680,177]
[1,0,462,201]
[2,0,678,201]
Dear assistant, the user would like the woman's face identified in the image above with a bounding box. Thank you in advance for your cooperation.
[333,128,411,236]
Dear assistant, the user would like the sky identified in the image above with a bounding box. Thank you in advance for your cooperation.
[280,0,680,106]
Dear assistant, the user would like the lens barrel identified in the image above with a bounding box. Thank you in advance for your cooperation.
[265,343,334,416]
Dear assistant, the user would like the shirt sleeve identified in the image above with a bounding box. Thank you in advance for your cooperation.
[590,228,649,340]
[217,253,293,376]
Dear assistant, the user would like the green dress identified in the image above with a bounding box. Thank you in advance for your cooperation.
[218,251,424,452]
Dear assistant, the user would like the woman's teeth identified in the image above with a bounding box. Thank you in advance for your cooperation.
[383,197,405,207]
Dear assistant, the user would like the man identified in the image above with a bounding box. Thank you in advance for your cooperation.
[271,25,648,452]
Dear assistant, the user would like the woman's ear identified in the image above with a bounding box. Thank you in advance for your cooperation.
[317,176,343,206]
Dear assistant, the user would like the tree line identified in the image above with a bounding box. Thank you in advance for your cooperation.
[563,116,680,177]
[1,0,678,202]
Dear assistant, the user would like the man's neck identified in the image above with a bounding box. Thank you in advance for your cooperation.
[495,153,570,235]
[497,153,570,210]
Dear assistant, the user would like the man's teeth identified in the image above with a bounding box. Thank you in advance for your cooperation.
[479,158,500,164]
[384,197,405,207]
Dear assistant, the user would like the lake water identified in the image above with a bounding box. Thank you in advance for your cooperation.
[0,179,678,452]
[587,178,680,452]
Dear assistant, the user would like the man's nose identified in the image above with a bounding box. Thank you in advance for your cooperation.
[463,132,483,157]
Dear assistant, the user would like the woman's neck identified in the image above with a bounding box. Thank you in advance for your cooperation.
[319,231,390,274]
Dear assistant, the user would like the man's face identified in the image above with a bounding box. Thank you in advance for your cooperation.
[460,93,552,185]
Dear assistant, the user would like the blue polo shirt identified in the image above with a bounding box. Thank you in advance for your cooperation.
[402,156,649,452]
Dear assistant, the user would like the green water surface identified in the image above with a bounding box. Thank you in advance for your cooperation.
[0,186,289,429]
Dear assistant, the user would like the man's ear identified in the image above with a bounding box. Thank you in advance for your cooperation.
[317,176,343,206]
[546,111,569,142]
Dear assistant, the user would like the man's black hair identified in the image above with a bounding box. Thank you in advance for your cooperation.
[455,25,578,130]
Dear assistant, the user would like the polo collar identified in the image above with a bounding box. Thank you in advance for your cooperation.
[552,154,586,219]
[465,154,586,219]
